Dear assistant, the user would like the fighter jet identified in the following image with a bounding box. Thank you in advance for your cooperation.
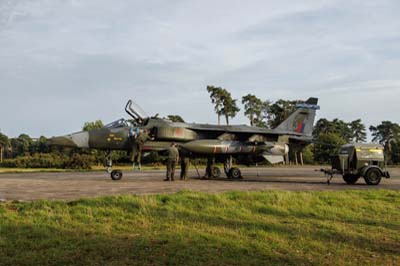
[50,97,320,180]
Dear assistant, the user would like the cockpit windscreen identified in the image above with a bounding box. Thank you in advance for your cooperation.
[104,119,130,128]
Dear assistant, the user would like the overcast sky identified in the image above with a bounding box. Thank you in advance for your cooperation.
[1,0,399,137]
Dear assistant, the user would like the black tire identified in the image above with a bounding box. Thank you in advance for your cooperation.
[229,167,242,179]
[212,167,221,178]
[111,170,123,181]
[364,168,382,185]
[343,174,359,185]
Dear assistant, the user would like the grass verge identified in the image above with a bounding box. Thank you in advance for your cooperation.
[0,190,399,266]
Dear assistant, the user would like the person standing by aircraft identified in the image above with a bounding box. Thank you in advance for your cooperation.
[180,156,190,181]
[165,142,179,181]
[132,129,153,171]
[203,157,213,179]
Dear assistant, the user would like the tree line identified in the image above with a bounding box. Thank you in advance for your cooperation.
[0,86,399,167]
[207,85,308,128]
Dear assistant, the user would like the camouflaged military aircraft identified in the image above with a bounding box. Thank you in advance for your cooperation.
[50,97,320,180]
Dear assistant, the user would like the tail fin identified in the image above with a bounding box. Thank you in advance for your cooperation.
[275,97,319,136]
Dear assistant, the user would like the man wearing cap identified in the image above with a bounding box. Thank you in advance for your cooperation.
[165,142,179,181]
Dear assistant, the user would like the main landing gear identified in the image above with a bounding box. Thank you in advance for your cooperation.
[201,156,241,179]
[223,156,242,179]
[106,150,123,181]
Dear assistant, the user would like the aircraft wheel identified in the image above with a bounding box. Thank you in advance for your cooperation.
[212,167,221,178]
[229,167,242,179]
[111,170,123,181]
[343,174,359,185]
[364,168,382,185]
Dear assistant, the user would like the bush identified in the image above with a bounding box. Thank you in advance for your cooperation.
[0,153,95,170]
[302,145,315,165]
[314,133,346,164]
[64,153,94,170]
[0,153,65,168]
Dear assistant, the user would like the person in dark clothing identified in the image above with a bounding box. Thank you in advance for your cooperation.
[180,156,190,181]
[165,142,179,181]
[203,157,213,179]
[132,129,152,171]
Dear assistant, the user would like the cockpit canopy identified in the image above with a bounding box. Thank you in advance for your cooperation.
[125,100,149,125]
[104,100,152,129]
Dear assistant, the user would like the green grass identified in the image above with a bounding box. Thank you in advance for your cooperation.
[0,190,399,266]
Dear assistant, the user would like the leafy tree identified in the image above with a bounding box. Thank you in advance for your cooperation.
[332,119,352,142]
[313,118,335,137]
[0,132,9,161]
[254,100,271,128]
[349,119,367,142]
[370,121,400,164]
[314,133,346,164]
[242,94,263,126]
[10,134,33,157]
[0,132,9,147]
[83,120,104,131]
[207,86,240,125]
[207,85,224,125]
[30,136,50,154]
[220,90,240,125]
[267,99,301,128]
[313,118,352,143]
[389,141,400,164]
[301,145,315,164]
[312,118,368,163]
[166,115,185,123]
[370,121,400,144]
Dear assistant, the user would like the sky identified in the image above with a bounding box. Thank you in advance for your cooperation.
[0,0,399,138]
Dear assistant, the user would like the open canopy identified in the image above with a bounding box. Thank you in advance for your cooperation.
[125,100,149,123]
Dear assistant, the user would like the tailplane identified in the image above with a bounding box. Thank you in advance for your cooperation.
[274,97,319,136]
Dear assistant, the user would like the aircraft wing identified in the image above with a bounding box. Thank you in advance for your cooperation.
[186,97,319,143]
[186,124,305,142]
[186,124,271,134]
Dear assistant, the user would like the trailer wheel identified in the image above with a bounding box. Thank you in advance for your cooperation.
[364,168,382,185]
[343,174,359,185]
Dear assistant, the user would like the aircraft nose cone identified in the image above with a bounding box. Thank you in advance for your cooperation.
[49,131,89,148]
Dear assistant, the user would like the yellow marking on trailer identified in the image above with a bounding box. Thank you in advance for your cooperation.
[369,149,383,153]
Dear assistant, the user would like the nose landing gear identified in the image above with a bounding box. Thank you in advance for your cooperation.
[111,170,123,181]
[106,150,123,181]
